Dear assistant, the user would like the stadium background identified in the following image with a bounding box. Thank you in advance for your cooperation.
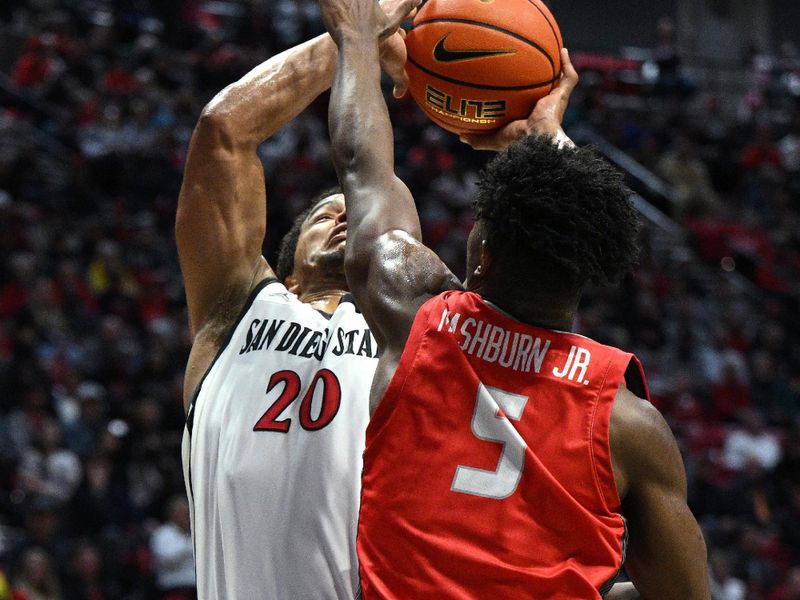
[0,0,799,598]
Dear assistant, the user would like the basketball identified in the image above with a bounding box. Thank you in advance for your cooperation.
[405,0,563,136]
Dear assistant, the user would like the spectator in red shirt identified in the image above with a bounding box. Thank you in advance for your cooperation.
[741,126,783,171]
[12,37,56,90]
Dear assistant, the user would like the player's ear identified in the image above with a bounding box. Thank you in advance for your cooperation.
[473,240,492,279]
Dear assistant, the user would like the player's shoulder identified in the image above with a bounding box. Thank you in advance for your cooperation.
[610,386,684,499]
[251,277,298,304]
[610,387,666,445]
[199,277,309,353]
[250,279,331,317]
[367,230,462,305]
[252,286,370,341]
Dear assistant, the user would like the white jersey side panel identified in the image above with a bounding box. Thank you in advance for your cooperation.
[181,280,376,599]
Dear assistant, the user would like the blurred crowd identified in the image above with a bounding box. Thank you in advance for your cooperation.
[0,1,799,599]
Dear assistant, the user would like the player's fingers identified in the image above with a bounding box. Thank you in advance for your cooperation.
[458,130,496,150]
[380,32,408,87]
[392,71,409,98]
[385,0,420,32]
[459,134,492,150]
[559,48,579,91]
[460,121,526,151]
[379,0,417,17]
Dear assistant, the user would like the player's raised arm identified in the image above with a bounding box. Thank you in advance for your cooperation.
[611,388,710,599]
[176,12,411,340]
[176,35,340,339]
[322,0,461,350]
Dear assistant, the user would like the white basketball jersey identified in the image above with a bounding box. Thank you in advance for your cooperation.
[182,279,376,599]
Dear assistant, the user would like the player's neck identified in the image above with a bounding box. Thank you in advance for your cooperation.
[478,285,578,332]
[299,288,347,314]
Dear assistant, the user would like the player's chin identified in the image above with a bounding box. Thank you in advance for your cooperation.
[322,241,347,261]
[316,246,346,276]
[329,244,346,260]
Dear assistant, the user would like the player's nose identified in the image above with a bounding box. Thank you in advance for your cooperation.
[334,207,347,225]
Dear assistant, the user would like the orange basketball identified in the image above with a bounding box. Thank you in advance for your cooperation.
[405,0,563,136]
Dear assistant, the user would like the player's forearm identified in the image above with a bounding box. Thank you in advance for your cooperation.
[200,34,337,147]
[329,36,395,222]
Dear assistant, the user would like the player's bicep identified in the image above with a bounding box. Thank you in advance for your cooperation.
[176,118,273,334]
[617,399,709,600]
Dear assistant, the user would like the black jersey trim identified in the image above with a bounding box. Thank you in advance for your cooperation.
[185,277,278,436]
[624,359,647,399]
[340,293,361,312]
[313,293,360,319]
[599,517,629,597]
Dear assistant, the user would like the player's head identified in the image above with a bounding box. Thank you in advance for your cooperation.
[277,187,347,294]
[465,135,640,315]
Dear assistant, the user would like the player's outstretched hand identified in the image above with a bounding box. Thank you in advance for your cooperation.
[460,48,579,151]
[320,0,419,44]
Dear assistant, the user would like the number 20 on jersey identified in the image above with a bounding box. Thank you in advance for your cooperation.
[253,369,342,433]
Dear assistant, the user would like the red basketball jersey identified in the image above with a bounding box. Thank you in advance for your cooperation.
[358,291,650,599]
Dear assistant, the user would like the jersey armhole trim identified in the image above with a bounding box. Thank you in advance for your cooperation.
[626,355,652,402]
[185,276,277,435]
[339,293,361,312]
[589,358,617,514]
[599,518,629,597]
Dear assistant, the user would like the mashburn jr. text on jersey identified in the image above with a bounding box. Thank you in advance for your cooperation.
[436,307,592,384]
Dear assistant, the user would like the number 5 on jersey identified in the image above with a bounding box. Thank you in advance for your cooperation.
[452,384,529,499]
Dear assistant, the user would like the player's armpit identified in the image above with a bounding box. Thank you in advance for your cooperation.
[610,388,710,600]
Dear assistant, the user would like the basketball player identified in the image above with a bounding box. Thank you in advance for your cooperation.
[175,3,413,597]
[177,3,642,598]
[321,0,710,597]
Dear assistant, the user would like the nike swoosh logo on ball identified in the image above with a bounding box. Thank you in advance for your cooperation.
[433,34,515,62]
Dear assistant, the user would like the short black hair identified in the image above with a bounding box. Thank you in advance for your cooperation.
[276,186,343,283]
[474,135,640,291]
